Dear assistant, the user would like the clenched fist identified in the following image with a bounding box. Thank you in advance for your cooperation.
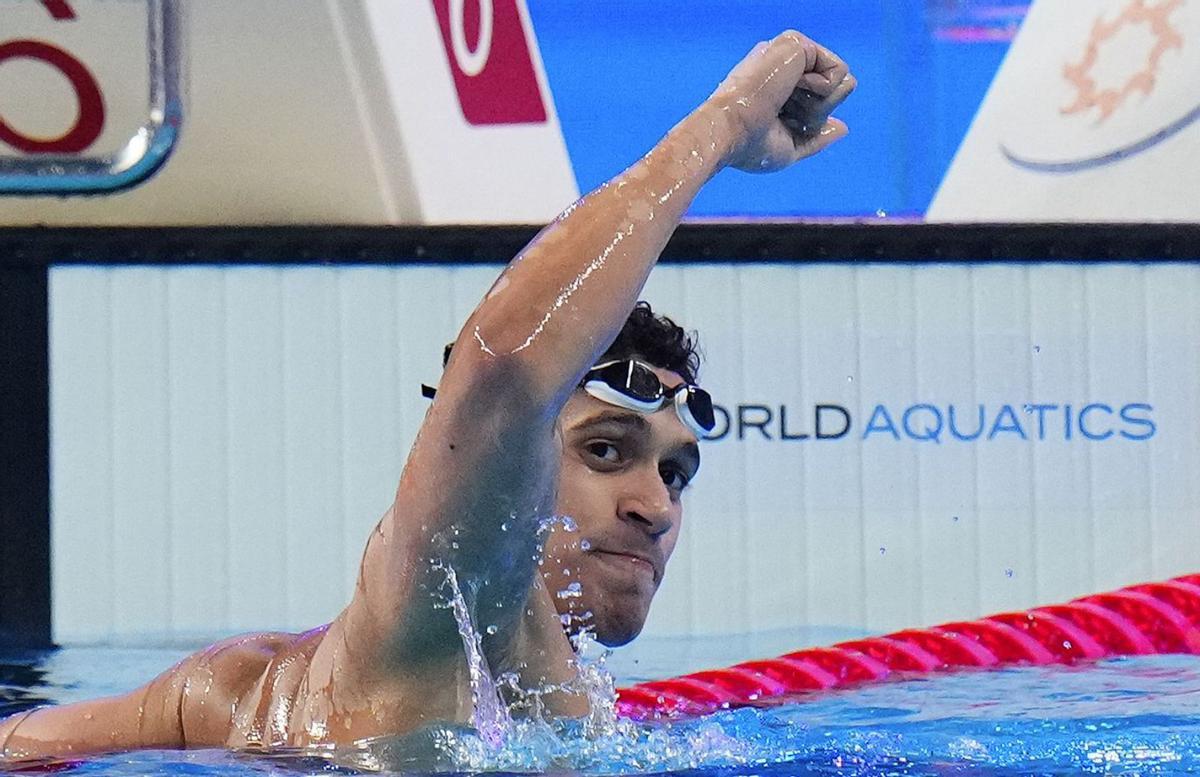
[711,31,856,173]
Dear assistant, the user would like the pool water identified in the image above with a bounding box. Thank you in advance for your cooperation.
[4,643,1200,775]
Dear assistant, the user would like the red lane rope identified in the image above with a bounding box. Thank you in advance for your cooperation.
[615,573,1200,719]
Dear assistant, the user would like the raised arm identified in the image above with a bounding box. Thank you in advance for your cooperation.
[0,29,856,763]
[465,32,852,398]
[329,29,854,715]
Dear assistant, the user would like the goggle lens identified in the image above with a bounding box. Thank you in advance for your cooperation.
[585,360,715,436]
[592,360,663,403]
[679,386,715,434]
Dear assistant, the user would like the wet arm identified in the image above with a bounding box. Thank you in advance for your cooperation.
[343,31,853,664]
[0,634,286,763]
[460,31,851,403]
[0,672,188,763]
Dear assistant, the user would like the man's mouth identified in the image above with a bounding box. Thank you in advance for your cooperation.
[591,549,659,581]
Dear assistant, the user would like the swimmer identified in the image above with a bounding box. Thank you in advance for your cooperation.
[0,30,854,761]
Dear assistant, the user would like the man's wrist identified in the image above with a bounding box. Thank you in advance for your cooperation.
[669,100,739,181]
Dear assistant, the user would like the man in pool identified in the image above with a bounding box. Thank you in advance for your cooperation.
[0,30,854,759]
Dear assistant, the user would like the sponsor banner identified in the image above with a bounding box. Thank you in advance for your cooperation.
[361,0,577,222]
[639,261,1196,636]
[930,0,1200,220]
[431,0,548,126]
[49,262,1199,641]
[0,0,576,224]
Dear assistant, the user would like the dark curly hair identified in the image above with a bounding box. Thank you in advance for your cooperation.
[599,301,701,384]
[441,301,701,383]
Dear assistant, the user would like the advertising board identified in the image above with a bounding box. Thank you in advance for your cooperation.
[48,260,1199,642]
[0,0,577,224]
[930,0,1200,220]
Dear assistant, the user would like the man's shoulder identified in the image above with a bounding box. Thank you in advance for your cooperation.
[190,631,303,675]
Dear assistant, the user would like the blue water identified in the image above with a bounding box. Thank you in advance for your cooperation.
[5,645,1200,775]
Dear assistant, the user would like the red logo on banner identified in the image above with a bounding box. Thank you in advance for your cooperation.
[431,0,548,125]
[0,0,106,154]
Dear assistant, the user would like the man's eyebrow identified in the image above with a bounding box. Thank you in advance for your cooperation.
[571,410,651,433]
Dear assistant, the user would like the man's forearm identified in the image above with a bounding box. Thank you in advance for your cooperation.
[455,100,735,409]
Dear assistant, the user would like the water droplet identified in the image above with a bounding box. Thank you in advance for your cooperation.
[875,208,888,218]
[1022,404,1034,414]
[486,625,498,636]
[879,546,887,556]
[557,581,584,600]
[1062,640,1073,650]
[561,516,578,532]
[450,541,459,550]
[952,515,960,523]
[846,375,854,383]
[1033,345,1042,354]
[580,539,592,551]
[500,522,509,532]
[1005,568,1015,578]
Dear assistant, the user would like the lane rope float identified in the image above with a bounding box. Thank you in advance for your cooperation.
[615,573,1200,719]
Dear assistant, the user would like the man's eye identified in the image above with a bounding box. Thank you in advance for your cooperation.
[585,441,621,463]
[660,465,691,493]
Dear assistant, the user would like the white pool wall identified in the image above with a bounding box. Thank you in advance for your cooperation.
[49,263,1200,644]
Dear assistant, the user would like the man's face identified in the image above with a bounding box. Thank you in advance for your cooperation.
[542,364,701,647]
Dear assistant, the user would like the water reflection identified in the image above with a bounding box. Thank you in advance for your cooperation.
[0,651,55,717]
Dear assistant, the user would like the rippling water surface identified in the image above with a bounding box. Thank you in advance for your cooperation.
[4,647,1200,775]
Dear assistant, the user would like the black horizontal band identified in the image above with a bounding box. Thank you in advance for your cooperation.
[0,222,1198,267]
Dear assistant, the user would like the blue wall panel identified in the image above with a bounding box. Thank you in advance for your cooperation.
[529,0,1012,218]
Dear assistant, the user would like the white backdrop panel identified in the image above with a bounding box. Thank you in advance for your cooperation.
[50,263,1200,644]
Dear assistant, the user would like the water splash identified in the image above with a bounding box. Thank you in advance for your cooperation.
[537,514,578,537]
[569,629,629,741]
[557,582,584,601]
[429,560,512,751]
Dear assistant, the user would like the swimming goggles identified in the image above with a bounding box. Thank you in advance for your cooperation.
[582,360,715,438]
[423,358,715,437]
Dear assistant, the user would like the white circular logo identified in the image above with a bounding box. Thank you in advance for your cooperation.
[449,0,493,77]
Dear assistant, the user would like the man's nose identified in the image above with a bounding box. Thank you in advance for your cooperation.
[618,469,673,536]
